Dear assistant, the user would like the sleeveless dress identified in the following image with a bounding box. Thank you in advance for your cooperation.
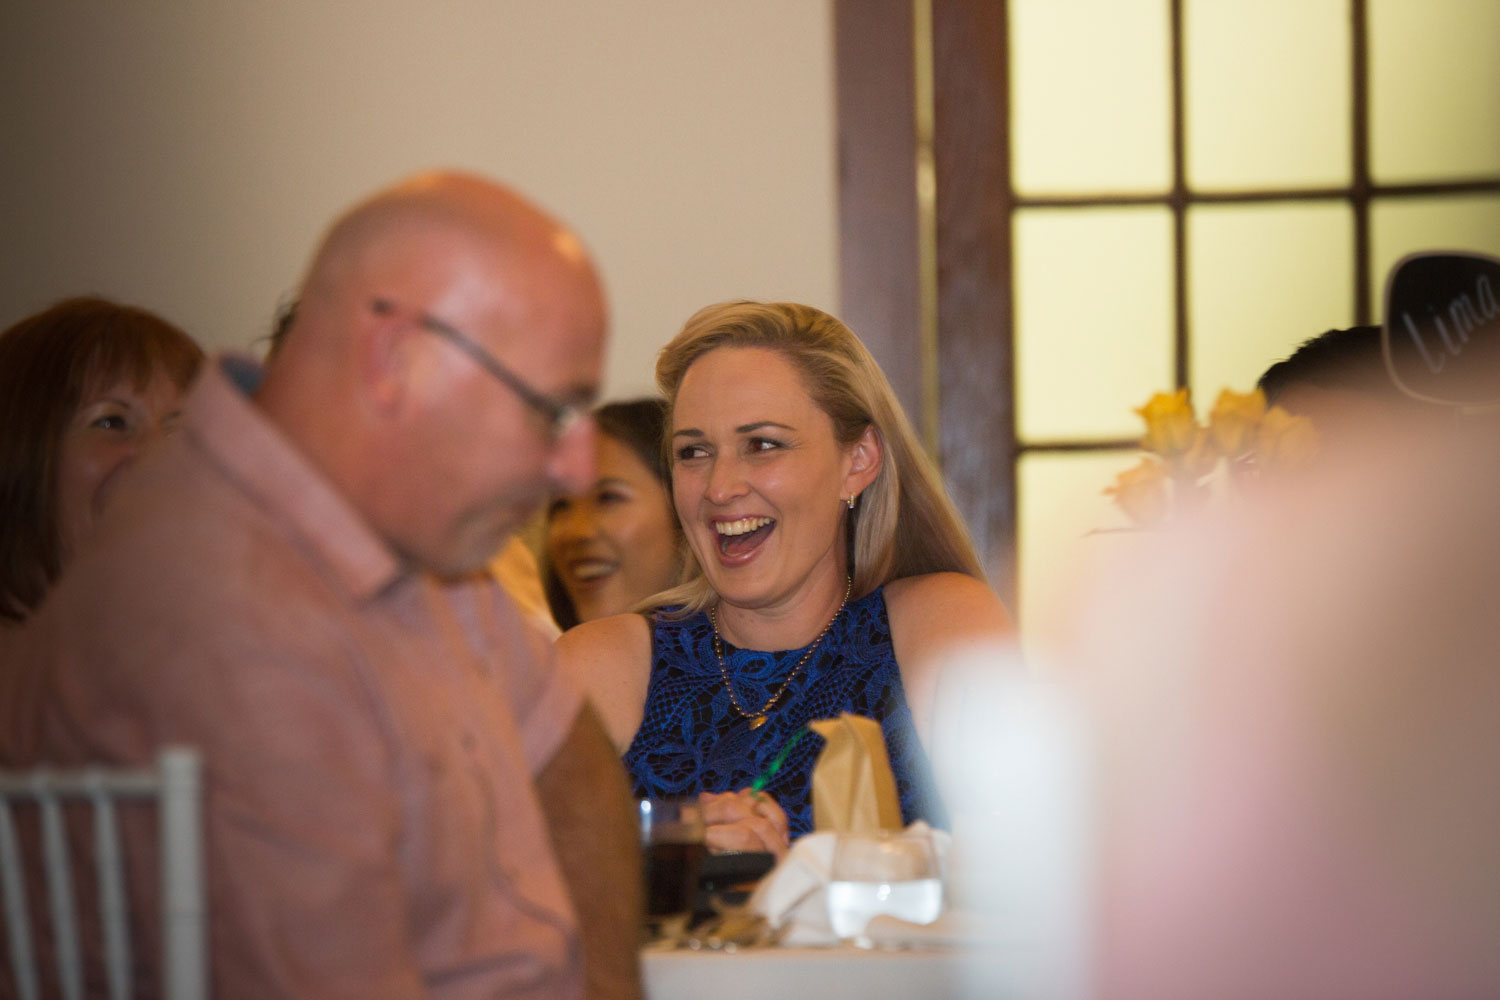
[623,587,947,838]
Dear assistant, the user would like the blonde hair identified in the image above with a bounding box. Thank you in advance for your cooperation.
[644,301,984,616]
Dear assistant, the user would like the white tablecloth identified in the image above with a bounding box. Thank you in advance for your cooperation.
[643,947,967,1000]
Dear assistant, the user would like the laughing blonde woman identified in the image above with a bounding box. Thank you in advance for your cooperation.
[558,301,1012,854]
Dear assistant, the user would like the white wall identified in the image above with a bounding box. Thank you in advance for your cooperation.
[0,1,838,398]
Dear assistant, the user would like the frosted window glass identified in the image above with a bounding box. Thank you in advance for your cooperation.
[1185,0,1350,190]
[1370,195,1500,318]
[1017,450,1143,644]
[1012,0,1171,195]
[1370,0,1500,182]
[1188,203,1354,400]
[1016,207,1174,441]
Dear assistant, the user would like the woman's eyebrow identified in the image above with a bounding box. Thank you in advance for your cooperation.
[671,421,796,438]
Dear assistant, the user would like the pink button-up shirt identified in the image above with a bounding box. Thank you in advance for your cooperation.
[2,358,585,999]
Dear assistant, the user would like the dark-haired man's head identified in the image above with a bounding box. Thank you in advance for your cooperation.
[1259,325,1436,443]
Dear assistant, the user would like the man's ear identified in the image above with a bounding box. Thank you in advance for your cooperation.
[359,312,411,416]
[842,424,884,497]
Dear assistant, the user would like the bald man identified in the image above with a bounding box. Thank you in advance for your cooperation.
[1,173,641,999]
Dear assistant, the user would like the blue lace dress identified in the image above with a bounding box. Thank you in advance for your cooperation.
[623,587,947,838]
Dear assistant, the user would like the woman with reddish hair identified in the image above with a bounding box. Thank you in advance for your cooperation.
[0,297,202,624]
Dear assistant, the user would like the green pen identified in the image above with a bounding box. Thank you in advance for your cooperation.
[750,726,808,800]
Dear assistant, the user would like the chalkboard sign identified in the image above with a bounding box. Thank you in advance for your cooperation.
[1382,251,1500,406]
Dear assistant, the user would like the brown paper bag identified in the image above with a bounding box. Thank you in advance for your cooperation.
[808,713,903,833]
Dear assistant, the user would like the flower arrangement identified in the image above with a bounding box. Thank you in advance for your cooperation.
[1105,388,1318,526]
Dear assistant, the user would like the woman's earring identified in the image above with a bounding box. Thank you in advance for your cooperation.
[846,494,856,510]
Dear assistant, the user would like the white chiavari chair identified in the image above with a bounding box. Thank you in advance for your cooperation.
[0,748,206,1000]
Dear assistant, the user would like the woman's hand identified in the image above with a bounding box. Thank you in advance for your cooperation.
[697,788,790,858]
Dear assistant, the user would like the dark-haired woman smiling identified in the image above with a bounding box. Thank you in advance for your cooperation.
[544,398,681,630]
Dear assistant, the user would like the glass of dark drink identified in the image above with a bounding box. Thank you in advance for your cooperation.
[637,798,707,938]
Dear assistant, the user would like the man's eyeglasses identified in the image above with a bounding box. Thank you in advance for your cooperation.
[370,298,590,440]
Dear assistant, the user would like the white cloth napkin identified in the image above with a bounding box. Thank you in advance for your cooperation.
[748,822,960,947]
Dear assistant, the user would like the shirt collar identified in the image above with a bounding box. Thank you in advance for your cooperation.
[184,355,406,602]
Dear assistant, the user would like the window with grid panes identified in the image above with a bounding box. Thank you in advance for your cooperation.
[1012,0,1500,638]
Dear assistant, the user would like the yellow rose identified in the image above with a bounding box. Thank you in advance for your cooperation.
[1178,428,1220,481]
[1105,457,1170,525]
[1207,387,1267,458]
[1135,388,1198,458]
[1255,406,1319,469]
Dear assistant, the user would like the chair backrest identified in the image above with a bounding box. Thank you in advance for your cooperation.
[0,748,206,1000]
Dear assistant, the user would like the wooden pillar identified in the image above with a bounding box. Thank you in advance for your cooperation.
[836,0,1017,599]
[932,0,1015,599]
[834,0,924,427]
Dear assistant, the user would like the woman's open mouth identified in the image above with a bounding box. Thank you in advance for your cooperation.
[565,558,618,586]
[714,516,775,558]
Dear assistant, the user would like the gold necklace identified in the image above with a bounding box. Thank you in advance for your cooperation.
[708,576,853,730]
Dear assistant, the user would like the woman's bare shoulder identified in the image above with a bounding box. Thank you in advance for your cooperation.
[883,571,1012,631]
[556,611,651,658]
[882,573,1015,746]
[555,612,654,751]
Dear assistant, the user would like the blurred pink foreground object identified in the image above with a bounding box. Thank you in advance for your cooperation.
[1064,420,1500,1000]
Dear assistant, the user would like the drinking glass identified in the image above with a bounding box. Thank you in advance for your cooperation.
[638,798,707,938]
[826,829,943,947]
